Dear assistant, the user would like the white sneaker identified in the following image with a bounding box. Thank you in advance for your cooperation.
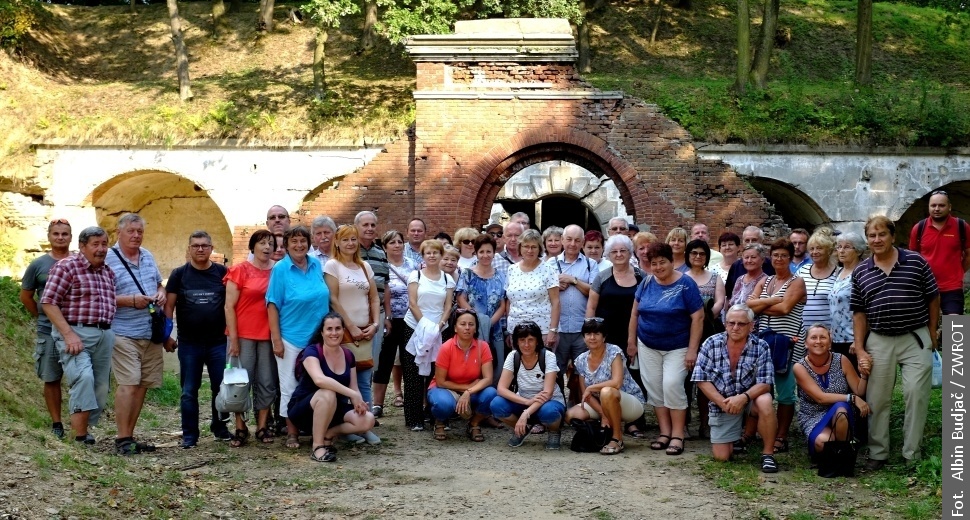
[362,430,381,445]
[342,434,365,444]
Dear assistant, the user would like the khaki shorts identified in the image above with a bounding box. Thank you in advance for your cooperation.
[113,336,164,387]
[582,390,645,423]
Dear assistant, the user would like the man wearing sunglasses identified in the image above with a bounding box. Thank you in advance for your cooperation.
[265,205,291,235]
[20,218,73,439]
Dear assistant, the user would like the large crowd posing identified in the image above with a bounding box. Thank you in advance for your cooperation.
[20,189,959,473]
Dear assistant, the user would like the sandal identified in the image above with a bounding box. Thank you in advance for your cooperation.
[433,422,447,441]
[393,393,404,407]
[466,424,485,442]
[230,427,250,448]
[625,425,647,439]
[733,433,754,454]
[255,428,274,444]
[666,437,685,456]
[600,437,625,455]
[773,437,789,454]
[311,439,337,462]
[285,434,300,449]
[650,434,671,450]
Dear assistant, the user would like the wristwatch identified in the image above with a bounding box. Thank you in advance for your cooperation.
[549,327,558,333]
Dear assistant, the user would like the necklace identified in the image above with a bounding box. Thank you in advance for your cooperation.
[807,352,831,388]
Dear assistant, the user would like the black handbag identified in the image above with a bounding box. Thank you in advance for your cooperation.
[112,248,168,344]
[817,411,858,478]
[569,419,611,453]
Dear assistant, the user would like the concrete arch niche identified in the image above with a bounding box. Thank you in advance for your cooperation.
[896,181,970,242]
[492,160,631,232]
[747,177,830,231]
[90,170,233,276]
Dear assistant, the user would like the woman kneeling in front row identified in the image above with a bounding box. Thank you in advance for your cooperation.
[565,317,647,455]
[492,321,567,449]
[287,312,375,462]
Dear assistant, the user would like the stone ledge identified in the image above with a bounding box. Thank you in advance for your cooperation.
[32,138,391,151]
[695,142,970,156]
[413,91,624,100]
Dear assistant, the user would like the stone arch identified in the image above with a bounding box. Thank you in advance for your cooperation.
[90,170,233,276]
[747,177,830,232]
[457,128,643,227]
[896,181,970,243]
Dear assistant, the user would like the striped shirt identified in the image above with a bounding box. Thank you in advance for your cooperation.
[756,275,805,360]
[797,263,840,330]
[359,242,389,296]
[40,252,117,325]
[691,333,775,417]
[850,247,939,336]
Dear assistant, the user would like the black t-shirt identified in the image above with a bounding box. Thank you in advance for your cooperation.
[166,262,228,346]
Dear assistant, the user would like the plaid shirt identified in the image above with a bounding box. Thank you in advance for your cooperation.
[691,332,774,416]
[40,252,116,325]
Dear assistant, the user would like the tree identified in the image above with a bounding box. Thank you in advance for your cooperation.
[577,0,603,72]
[258,0,275,32]
[212,0,229,38]
[361,0,378,50]
[734,0,751,93]
[303,0,360,96]
[749,0,779,89]
[166,0,193,101]
[855,0,873,86]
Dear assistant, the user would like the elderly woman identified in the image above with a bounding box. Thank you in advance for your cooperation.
[288,313,376,463]
[666,227,690,273]
[828,232,868,360]
[427,309,497,441]
[373,230,415,415]
[506,229,561,349]
[439,244,462,342]
[454,227,480,270]
[324,225,381,445]
[628,242,705,455]
[633,231,658,271]
[727,244,768,317]
[794,324,870,464]
[492,321,566,449]
[224,230,277,448]
[684,238,726,438]
[747,238,807,454]
[401,239,457,431]
[797,228,839,330]
[267,226,330,448]
[542,226,565,260]
[712,232,741,282]
[457,234,507,382]
[566,318,647,455]
[583,230,610,271]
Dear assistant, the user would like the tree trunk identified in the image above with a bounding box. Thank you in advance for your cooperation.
[649,0,664,44]
[578,0,591,73]
[734,0,751,93]
[166,0,193,101]
[361,1,377,51]
[211,0,228,38]
[749,0,779,90]
[854,0,873,86]
[258,0,274,33]
[129,0,136,13]
[313,28,328,98]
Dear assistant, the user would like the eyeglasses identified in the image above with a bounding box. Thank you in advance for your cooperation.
[609,249,630,255]
[454,308,476,317]
[268,214,289,221]
[835,245,855,251]
[609,227,628,232]
[932,190,948,196]
[190,244,212,250]
[460,240,474,245]
[50,218,70,226]
[771,253,790,260]
[488,232,503,238]
[689,251,707,257]
[725,321,751,328]
[584,317,604,325]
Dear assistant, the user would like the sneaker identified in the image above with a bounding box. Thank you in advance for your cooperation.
[410,425,425,432]
[371,405,384,418]
[181,437,198,449]
[362,430,382,445]
[212,427,233,442]
[342,433,365,444]
[75,434,96,445]
[761,454,779,474]
[508,430,530,448]
[864,458,887,472]
[52,422,65,439]
[545,431,562,451]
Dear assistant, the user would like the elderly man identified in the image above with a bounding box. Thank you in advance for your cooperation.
[909,189,970,315]
[789,228,811,273]
[496,221,524,273]
[692,304,778,473]
[404,218,427,265]
[692,223,723,267]
[510,212,531,229]
[105,213,166,455]
[20,218,73,438]
[852,215,939,471]
[164,231,231,448]
[725,226,776,297]
[40,226,116,445]
[266,205,291,235]
[553,225,597,379]
[607,217,629,237]
[310,215,336,269]
[356,211,390,414]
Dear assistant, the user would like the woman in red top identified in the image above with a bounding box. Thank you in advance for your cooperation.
[224,230,277,447]
[426,309,497,441]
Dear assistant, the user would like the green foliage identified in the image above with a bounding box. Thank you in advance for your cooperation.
[302,0,359,28]
[0,0,39,49]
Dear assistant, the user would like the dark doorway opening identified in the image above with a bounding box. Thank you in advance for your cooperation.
[496,196,602,232]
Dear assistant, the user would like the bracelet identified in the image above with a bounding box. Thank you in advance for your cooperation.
[860,376,868,381]
[131,295,136,307]
[744,392,751,404]
[846,393,852,403]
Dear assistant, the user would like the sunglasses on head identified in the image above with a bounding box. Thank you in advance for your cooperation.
[50,218,70,226]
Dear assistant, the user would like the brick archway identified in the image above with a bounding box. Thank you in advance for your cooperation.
[457,128,644,226]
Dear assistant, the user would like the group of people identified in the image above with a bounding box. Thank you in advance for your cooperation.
[21,190,958,470]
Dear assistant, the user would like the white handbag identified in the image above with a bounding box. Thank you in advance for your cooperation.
[215,355,252,414]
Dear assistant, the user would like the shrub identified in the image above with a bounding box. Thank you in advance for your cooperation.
[0,0,40,50]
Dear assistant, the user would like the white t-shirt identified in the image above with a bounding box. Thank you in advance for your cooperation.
[502,349,565,404]
[404,270,456,329]
[505,261,559,334]
[457,256,476,270]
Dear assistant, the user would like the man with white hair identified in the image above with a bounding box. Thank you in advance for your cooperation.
[310,215,336,269]
[553,225,597,381]
[692,223,723,266]
[607,217,629,237]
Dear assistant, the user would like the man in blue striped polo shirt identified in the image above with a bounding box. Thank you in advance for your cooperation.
[851,215,939,471]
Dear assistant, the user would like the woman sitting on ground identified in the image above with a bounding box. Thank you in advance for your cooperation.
[288,312,376,463]
[565,317,647,455]
[492,321,566,449]
[793,324,869,459]
[426,309,497,441]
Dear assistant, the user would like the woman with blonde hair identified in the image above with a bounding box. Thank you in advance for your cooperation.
[633,231,658,271]
[324,225,381,445]
[542,226,565,260]
[453,227,480,270]
[666,227,689,273]
[798,228,839,331]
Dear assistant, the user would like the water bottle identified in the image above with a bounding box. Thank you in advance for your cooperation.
[932,350,943,389]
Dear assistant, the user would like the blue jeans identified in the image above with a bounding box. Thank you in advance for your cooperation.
[357,367,373,406]
[490,395,566,426]
[178,340,228,441]
[427,386,497,421]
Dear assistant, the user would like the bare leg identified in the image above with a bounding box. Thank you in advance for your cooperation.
[115,385,148,438]
[70,411,90,437]
[44,381,63,423]
[753,394,778,455]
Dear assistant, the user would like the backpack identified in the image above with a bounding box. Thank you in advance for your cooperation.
[509,348,548,394]
[913,217,967,252]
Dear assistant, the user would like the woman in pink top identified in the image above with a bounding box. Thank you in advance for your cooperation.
[224,230,277,447]
[426,309,497,442]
